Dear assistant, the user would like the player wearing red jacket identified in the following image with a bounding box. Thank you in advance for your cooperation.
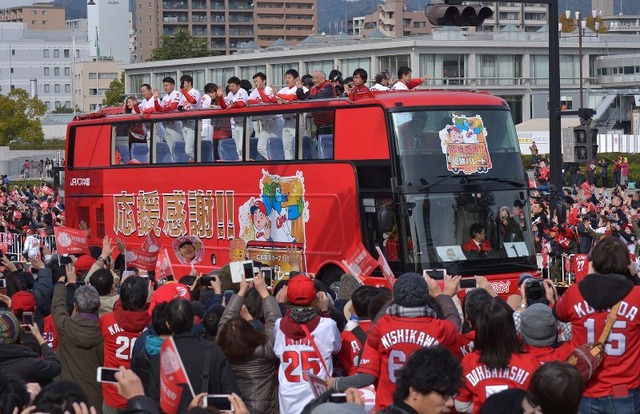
[556,236,640,412]
[455,298,539,414]
[330,273,462,412]
[99,277,150,411]
[346,68,373,101]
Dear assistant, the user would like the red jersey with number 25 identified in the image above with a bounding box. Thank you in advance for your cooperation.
[457,351,539,414]
[274,317,341,414]
[556,284,640,397]
[357,314,460,411]
[99,310,149,408]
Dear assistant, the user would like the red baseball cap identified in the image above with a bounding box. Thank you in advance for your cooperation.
[287,275,316,306]
[148,283,191,315]
[11,291,36,313]
[74,255,95,276]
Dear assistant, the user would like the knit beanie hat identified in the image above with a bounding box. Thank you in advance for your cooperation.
[520,303,557,347]
[393,273,429,307]
[337,273,362,301]
[0,310,20,345]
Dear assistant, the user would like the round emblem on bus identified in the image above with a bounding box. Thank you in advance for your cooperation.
[58,232,71,247]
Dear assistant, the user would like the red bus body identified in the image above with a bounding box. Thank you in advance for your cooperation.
[64,91,536,294]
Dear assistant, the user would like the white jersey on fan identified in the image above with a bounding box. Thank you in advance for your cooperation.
[274,317,341,414]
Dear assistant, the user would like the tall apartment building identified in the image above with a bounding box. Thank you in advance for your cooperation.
[359,0,431,38]
[88,0,132,63]
[482,2,548,32]
[0,2,65,30]
[135,0,316,61]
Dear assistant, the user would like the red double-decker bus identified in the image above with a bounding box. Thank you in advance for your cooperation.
[64,91,537,293]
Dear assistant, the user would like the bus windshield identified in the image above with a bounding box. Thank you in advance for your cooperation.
[396,190,536,275]
[391,108,523,187]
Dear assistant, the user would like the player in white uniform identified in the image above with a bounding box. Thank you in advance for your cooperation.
[224,76,249,159]
[153,77,183,158]
[273,275,341,414]
[178,75,201,161]
[247,72,283,160]
[276,69,307,160]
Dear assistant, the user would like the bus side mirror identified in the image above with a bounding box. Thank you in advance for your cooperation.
[378,207,394,233]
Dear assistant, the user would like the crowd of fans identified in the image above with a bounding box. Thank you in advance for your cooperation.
[2,162,640,413]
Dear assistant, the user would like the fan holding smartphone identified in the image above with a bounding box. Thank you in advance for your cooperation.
[215,270,280,413]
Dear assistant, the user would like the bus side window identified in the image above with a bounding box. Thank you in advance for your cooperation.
[181,118,198,162]
[310,109,335,159]
[214,116,237,161]
[113,125,129,165]
[198,119,214,162]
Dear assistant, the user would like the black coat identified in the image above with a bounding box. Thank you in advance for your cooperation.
[0,342,61,385]
[149,332,240,413]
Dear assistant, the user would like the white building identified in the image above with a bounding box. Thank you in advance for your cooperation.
[87,0,130,63]
[122,28,640,129]
[0,22,90,111]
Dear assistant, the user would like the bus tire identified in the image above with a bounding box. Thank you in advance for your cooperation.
[318,265,343,288]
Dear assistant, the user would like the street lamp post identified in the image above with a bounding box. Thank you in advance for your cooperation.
[562,10,600,110]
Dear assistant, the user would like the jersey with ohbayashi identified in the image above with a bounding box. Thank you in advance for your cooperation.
[99,313,144,408]
[180,88,201,110]
[457,351,539,414]
[337,320,372,375]
[555,284,640,397]
[274,317,341,414]
[356,314,461,411]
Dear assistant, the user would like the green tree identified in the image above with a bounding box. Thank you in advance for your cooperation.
[103,72,125,107]
[0,88,46,145]
[150,29,211,61]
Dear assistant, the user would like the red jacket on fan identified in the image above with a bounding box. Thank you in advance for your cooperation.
[99,302,151,408]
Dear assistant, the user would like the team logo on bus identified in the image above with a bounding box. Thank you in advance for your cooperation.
[439,114,492,175]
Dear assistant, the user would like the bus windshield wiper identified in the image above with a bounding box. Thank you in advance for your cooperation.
[463,177,524,187]
[418,175,463,192]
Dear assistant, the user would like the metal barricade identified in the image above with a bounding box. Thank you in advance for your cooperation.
[1,232,57,262]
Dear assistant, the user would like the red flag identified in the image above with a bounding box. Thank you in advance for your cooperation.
[127,233,162,271]
[160,337,194,414]
[341,242,377,283]
[375,245,395,288]
[54,226,89,255]
[126,248,157,271]
[142,231,161,253]
[155,248,174,280]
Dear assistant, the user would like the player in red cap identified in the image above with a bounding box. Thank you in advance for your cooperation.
[274,274,341,414]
